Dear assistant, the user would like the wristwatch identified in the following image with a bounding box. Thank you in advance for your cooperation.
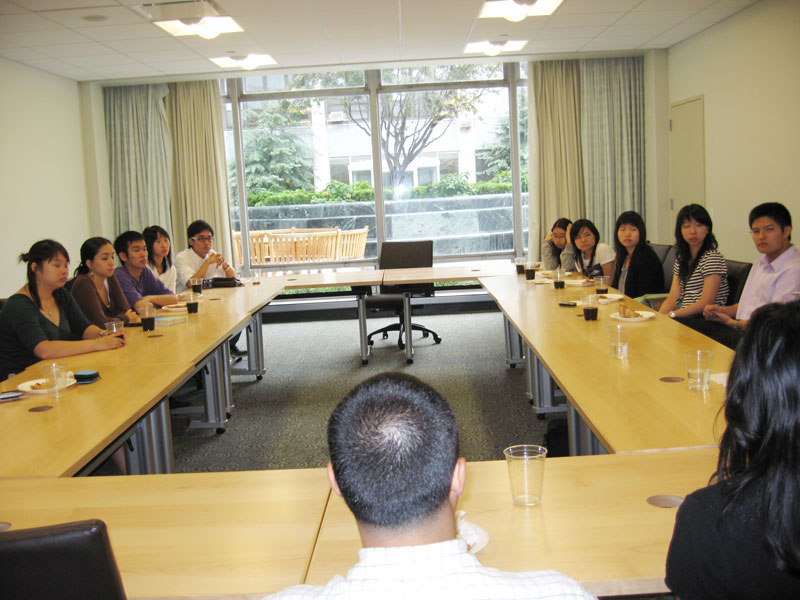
[669,311,676,318]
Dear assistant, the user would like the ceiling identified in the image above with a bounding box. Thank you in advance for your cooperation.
[0,0,759,83]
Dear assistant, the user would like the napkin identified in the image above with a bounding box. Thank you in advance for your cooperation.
[710,372,728,387]
[597,296,622,305]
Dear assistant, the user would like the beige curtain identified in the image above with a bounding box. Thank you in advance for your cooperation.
[529,60,584,259]
[165,80,233,264]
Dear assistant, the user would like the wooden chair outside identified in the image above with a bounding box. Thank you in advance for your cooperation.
[337,226,369,260]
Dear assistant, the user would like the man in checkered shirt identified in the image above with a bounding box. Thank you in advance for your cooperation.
[265,373,595,600]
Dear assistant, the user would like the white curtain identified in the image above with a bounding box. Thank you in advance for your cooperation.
[580,57,645,243]
[166,81,233,262]
[529,60,585,260]
[104,84,173,234]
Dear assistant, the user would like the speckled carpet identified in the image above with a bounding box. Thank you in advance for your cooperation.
[171,310,549,472]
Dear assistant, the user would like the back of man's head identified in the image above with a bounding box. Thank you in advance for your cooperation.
[113,231,144,263]
[328,373,459,529]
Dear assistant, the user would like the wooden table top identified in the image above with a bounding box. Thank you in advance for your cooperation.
[276,269,384,289]
[0,361,193,477]
[0,468,331,598]
[480,274,732,453]
[305,448,718,597]
[382,261,516,285]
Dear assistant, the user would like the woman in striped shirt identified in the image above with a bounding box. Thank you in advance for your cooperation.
[660,204,729,320]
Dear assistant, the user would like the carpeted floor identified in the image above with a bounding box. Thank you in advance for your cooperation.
[172,310,549,472]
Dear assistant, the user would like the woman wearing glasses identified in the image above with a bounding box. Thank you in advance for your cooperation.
[174,220,236,293]
[666,300,800,599]
[541,218,575,271]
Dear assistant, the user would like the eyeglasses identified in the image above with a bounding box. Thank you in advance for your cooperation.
[749,226,780,236]
[191,236,214,243]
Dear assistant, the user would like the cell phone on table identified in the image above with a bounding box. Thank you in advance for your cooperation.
[0,390,24,403]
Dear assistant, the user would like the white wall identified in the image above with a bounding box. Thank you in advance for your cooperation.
[0,58,91,297]
[668,0,800,261]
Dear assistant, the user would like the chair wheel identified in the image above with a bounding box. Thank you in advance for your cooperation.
[398,341,405,350]
[537,414,546,421]
[362,359,369,365]
[407,358,414,364]
[510,363,517,369]
[422,331,429,338]
[216,427,226,435]
[368,340,374,346]
[434,336,442,344]
[226,411,232,419]
[382,332,388,340]
[256,374,263,380]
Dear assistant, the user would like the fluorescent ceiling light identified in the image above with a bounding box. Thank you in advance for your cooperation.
[210,54,277,70]
[464,40,528,56]
[479,0,564,21]
[154,16,242,39]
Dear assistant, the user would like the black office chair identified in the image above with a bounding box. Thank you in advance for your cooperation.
[0,519,127,600]
[725,259,752,306]
[365,241,442,355]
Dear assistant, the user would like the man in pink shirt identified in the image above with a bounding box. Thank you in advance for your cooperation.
[700,202,799,348]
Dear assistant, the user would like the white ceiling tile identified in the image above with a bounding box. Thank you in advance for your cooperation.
[545,12,624,29]
[633,0,715,11]
[62,53,140,68]
[557,0,641,14]
[11,0,112,9]
[127,48,203,62]
[615,10,697,26]
[0,27,90,44]
[0,12,63,32]
[651,21,712,42]
[603,23,671,37]
[75,23,170,41]
[220,0,313,17]
[37,41,116,57]
[527,26,607,40]
[335,47,400,63]
[686,5,745,25]
[89,63,163,77]
[522,39,584,53]
[38,5,145,28]
[102,35,184,53]
[146,58,217,73]
[0,0,29,14]
[0,45,50,59]
[579,37,642,51]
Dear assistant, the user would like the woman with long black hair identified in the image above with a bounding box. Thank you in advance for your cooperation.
[666,300,800,598]
[659,204,729,319]
[541,218,575,271]
[611,211,664,297]
[0,239,124,381]
[568,218,615,279]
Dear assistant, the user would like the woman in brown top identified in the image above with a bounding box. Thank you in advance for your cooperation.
[71,237,140,328]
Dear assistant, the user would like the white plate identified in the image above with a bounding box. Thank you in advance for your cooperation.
[162,303,188,313]
[565,279,594,286]
[457,514,490,554]
[596,293,625,303]
[18,377,77,395]
[610,310,657,322]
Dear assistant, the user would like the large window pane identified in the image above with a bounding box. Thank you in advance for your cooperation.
[379,87,513,256]
[381,63,503,85]
[225,95,377,266]
[243,70,365,94]
[518,83,529,251]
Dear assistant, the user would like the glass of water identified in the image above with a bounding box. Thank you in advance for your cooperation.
[685,350,714,390]
[608,324,630,359]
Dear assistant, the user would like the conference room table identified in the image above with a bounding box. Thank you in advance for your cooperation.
[480,274,733,455]
[0,449,716,598]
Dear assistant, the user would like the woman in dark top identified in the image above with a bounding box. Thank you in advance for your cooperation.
[665,301,800,599]
[71,237,140,328]
[0,239,125,381]
[541,218,574,271]
[611,211,664,297]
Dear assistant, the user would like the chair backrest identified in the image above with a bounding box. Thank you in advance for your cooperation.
[0,519,127,600]
[725,259,752,306]
[648,243,672,265]
[378,240,433,269]
[336,226,369,260]
[661,245,677,291]
[378,241,434,296]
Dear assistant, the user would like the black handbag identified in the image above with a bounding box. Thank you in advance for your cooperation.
[205,277,242,288]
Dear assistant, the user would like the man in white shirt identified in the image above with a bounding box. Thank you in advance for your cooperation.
[174,220,236,293]
[265,373,594,600]
[699,202,799,348]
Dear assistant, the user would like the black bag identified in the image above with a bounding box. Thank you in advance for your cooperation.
[206,277,242,288]
[543,417,569,458]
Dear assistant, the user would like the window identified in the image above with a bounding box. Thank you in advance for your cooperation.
[224,62,526,266]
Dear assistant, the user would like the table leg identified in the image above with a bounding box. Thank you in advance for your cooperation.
[357,295,370,364]
[403,292,414,363]
[567,403,606,456]
[231,314,265,379]
[188,349,228,434]
[503,317,525,367]
[125,399,174,474]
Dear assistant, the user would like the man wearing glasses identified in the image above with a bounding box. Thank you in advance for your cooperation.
[174,220,236,293]
[700,202,799,348]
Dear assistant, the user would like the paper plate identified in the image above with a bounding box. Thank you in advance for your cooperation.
[565,279,594,286]
[456,513,490,554]
[596,293,625,303]
[18,377,77,395]
[162,303,188,313]
[610,310,656,322]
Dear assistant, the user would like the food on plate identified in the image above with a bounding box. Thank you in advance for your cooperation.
[31,381,48,391]
[619,305,638,319]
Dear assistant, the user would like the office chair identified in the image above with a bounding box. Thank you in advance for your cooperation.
[0,519,127,600]
[725,259,752,306]
[365,241,442,359]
